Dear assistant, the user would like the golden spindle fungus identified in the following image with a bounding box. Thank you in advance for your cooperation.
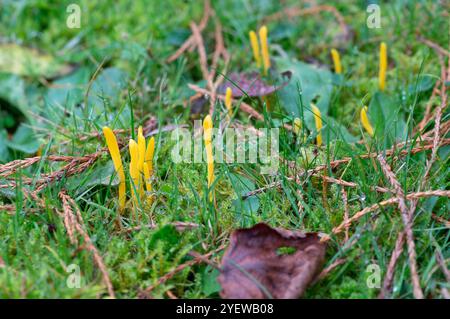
[293,117,306,143]
[203,115,214,201]
[331,49,342,74]
[144,137,155,193]
[311,103,323,146]
[137,126,146,197]
[259,25,270,75]
[102,127,126,210]
[128,139,140,203]
[143,163,152,193]
[249,31,261,68]
[137,126,146,171]
[293,118,302,135]
[225,87,233,117]
[360,106,374,137]
[379,42,387,91]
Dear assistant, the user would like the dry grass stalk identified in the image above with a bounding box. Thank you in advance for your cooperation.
[341,188,350,242]
[374,155,423,297]
[387,59,450,298]
[417,35,450,58]
[188,83,264,121]
[417,80,441,132]
[166,0,212,63]
[140,245,224,297]
[406,59,447,235]
[0,150,104,192]
[332,190,450,235]
[59,190,115,298]
[431,214,450,228]
[0,155,84,178]
[120,221,199,234]
[315,258,347,282]
[435,250,450,282]
[378,232,405,298]
[190,22,211,85]
[243,138,450,199]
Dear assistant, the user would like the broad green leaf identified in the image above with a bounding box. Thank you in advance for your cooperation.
[45,67,90,109]
[0,130,10,163]
[6,124,40,154]
[321,116,358,143]
[274,57,333,131]
[407,74,435,94]
[0,44,73,78]
[229,173,260,217]
[201,267,221,296]
[368,92,407,144]
[87,67,128,107]
[86,67,131,126]
[68,161,119,193]
[0,74,28,119]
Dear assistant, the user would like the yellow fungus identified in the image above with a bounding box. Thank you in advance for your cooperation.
[311,103,323,146]
[137,126,146,171]
[331,49,342,74]
[249,31,261,68]
[203,115,214,201]
[145,136,155,175]
[293,118,302,135]
[137,126,146,197]
[143,162,152,193]
[259,26,270,75]
[144,137,155,193]
[379,42,387,91]
[102,127,126,210]
[225,87,233,117]
[360,106,374,137]
[293,117,306,143]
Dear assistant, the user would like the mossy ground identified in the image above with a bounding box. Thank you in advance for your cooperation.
[0,0,448,298]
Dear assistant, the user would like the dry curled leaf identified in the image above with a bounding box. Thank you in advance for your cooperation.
[218,223,326,299]
[217,71,292,97]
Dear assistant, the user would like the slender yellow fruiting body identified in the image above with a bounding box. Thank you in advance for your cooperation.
[249,31,261,68]
[137,126,146,197]
[128,139,140,202]
[144,137,155,193]
[225,87,233,117]
[145,136,155,176]
[137,126,146,171]
[331,49,342,74]
[293,118,302,135]
[102,127,126,210]
[203,115,214,201]
[293,117,306,143]
[311,103,323,146]
[259,26,270,75]
[360,106,374,137]
[143,162,152,193]
[379,42,387,91]
[36,146,42,157]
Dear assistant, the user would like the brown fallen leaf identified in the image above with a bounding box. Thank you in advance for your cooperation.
[217,71,292,97]
[218,223,326,299]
